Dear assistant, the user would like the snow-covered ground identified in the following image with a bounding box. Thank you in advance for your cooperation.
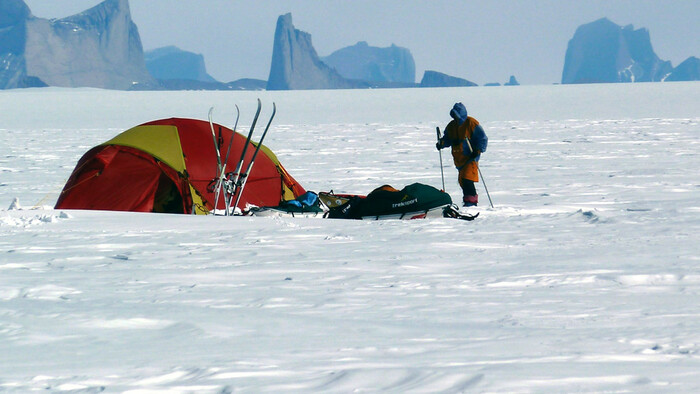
[1,83,699,392]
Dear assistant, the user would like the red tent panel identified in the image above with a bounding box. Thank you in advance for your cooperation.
[56,146,186,213]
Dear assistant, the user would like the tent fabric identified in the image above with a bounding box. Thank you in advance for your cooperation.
[55,146,182,212]
[104,125,186,172]
[56,118,305,214]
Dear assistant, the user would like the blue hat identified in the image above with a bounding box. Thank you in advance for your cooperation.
[450,102,468,124]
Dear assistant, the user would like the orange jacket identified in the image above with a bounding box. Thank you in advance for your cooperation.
[444,117,480,182]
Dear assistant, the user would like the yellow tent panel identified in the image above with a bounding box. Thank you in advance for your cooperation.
[103,125,187,173]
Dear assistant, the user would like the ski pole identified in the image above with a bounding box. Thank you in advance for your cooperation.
[464,137,494,209]
[477,166,494,209]
[436,127,445,191]
[208,107,223,183]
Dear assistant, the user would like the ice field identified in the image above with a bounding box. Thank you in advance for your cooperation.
[1,82,699,392]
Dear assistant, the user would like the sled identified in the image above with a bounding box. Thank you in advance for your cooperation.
[247,183,477,221]
[322,183,453,220]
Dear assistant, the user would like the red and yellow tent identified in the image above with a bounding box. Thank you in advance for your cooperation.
[55,118,305,214]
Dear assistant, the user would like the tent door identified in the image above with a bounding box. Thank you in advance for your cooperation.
[152,173,184,213]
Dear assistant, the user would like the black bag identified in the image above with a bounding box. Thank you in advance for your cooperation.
[327,183,452,220]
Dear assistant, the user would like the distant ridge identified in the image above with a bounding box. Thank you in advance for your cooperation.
[7,5,697,91]
[139,78,266,91]
[142,46,268,90]
[322,41,416,84]
[664,56,700,82]
[145,46,217,83]
[419,71,477,88]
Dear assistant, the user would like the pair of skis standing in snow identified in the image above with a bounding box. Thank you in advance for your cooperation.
[208,98,275,216]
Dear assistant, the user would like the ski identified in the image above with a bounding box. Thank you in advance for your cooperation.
[232,102,277,211]
[208,107,223,184]
[213,105,240,214]
[225,98,262,215]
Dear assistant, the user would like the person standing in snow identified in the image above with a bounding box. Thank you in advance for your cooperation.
[436,102,488,206]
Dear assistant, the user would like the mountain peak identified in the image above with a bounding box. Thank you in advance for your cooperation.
[562,18,672,83]
[267,12,361,90]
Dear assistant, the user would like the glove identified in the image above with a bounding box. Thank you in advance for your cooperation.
[436,140,444,150]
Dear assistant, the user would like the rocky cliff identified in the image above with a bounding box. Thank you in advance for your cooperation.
[419,71,477,88]
[0,0,31,88]
[562,18,673,84]
[1,0,155,90]
[143,46,268,90]
[322,41,415,84]
[267,13,364,90]
[145,46,217,83]
[664,57,700,82]
[504,75,520,86]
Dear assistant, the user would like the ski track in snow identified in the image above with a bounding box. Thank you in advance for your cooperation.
[1,84,699,392]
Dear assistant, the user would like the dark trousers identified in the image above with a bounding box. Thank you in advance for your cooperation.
[460,179,478,206]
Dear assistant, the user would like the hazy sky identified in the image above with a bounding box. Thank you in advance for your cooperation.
[23,1,700,85]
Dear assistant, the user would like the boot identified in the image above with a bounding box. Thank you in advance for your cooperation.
[462,195,478,207]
